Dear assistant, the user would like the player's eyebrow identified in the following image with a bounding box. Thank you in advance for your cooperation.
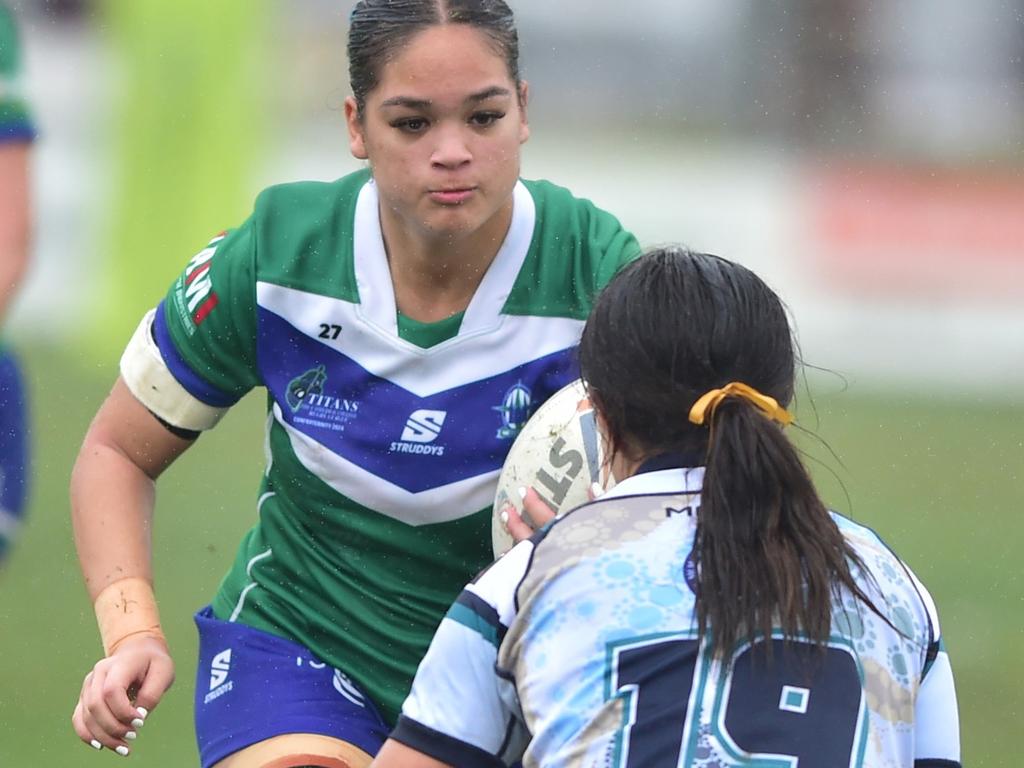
[378,87,512,110]
[466,86,513,103]
[379,96,432,110]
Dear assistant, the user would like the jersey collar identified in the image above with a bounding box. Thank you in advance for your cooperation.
[352,178,537,337]
[600,466,704,500]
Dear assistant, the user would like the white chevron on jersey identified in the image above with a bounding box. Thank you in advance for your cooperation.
[272,403,499,525]
[256,283,586,398]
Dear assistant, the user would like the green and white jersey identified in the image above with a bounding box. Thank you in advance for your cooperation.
[0,3,34,142]
[149,169,639,723]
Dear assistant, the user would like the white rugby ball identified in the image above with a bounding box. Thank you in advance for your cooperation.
[492,379,615,557]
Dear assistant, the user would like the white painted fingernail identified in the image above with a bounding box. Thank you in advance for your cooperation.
[125,731,137,741]
[90,739,102,750]
[131,718,144,729]
[591,482,604,499]
[499,508,509,526]
[116,745,130,756]
[517,486,527,500]
[136,706,149,719]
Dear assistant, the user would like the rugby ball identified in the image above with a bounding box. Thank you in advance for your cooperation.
[492,379,615,557]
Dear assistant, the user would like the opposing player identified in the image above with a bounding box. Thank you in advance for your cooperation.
[0,2,35,567]
[69,1,639,764]
[375,248,962,767]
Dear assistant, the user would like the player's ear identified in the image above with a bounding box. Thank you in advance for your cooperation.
[345,96,369,160]
[517,81,530,144]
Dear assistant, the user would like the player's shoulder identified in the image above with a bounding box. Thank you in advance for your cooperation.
[830,510,919,576]
[520,176,584,206]
[831,510,889,552]
[252,168,370,225]
[830,511,940,642]
[243,170,368,292]
[506,178,638,318]
[521,177,626,232]
[521,491,696,592]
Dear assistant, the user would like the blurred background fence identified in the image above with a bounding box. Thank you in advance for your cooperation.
[1,1,1021,765]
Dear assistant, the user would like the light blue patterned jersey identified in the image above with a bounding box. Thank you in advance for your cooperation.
[396,468,961,768]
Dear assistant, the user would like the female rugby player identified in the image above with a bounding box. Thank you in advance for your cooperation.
[70,2,638,765]
[376,248,961,768]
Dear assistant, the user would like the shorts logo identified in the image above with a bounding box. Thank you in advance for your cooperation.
[284,365,360,433]
[204,648,233,704]
[493,381,532,439]
[390,410,447,456]
[332,669,366,708]
[295,656,367,709]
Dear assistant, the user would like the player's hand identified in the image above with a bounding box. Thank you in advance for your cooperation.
[72,634,175,757]
[503,486,556,543]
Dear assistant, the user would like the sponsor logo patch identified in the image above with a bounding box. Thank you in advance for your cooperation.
[203,648,233,704]
[285,365,360,433]
[390,409,447,456]
[173,234,225,335]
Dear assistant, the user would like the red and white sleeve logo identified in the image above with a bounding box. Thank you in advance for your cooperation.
[180,233,225,326]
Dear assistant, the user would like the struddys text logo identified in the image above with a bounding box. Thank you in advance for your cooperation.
[285,365,360,433]
[493,381,532,439]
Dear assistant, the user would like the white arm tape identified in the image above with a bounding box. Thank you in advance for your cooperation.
[119,309,229,432]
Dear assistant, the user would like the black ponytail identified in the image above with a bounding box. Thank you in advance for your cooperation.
[579,247,886,660]
[697,397,881,658]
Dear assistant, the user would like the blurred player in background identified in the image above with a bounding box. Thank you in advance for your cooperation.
[69,0,638,764]
[375,248,962,767]
[0,2,35,568]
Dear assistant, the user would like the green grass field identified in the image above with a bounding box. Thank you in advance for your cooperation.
[1,344,1019,765]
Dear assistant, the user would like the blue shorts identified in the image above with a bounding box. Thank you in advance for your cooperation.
[0,350,29,565]
[194,607,390,768]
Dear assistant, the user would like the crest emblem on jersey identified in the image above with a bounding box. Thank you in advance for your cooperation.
[287,365,327,412]
[493,381,533,439]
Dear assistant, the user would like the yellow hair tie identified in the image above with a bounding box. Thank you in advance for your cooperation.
[688,382,793,427]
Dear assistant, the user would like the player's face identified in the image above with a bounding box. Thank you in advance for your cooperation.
[345,24,530,242]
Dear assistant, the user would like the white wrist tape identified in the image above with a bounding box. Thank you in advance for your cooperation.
[120,309,229,432]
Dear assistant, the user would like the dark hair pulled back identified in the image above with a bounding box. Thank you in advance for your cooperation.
[579,247,882,660]
[347,0,521,117]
